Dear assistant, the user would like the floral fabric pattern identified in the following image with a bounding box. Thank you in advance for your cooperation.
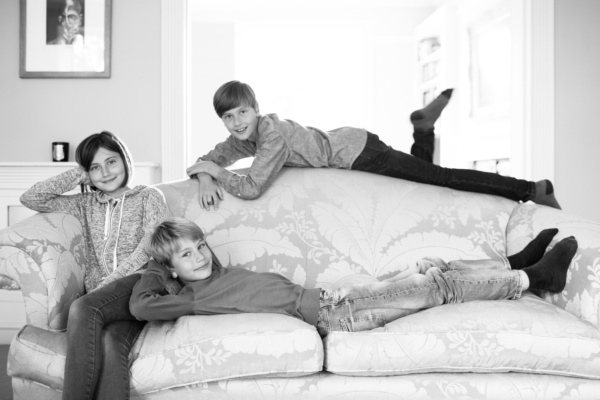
[324,293,600,378]
[0,213,84,330]
[158,168,516,290]
[507,203,600,328]
[130,313,323,393]
[3,167,600,399]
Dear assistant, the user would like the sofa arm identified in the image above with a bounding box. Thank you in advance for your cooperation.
[0,213,85,331]
[507,203,600,329]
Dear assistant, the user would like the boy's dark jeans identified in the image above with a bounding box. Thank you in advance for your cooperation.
[63,273,145,400]
[351,132,535,202]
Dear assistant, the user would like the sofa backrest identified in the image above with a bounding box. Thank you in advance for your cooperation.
[157,168,518,290]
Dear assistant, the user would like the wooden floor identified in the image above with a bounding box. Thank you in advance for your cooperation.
[1,345,13,400]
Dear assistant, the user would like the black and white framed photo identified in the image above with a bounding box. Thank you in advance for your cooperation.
[20,0,112,78]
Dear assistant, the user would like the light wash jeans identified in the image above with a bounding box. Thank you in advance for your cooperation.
[317,257,524,337]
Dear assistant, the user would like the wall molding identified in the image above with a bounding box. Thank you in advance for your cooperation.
[161,0,190,183]
[524,0,554,181]
[0,162,160,190]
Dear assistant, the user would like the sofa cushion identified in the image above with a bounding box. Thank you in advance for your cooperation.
[129,313,323,395]
[8,325,67,391]
[324,293,600,379]
[507,203,600,329]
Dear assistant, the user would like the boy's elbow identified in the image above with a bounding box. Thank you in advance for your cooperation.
[242,190,262,200]
[129,300,150,321]
[238,182,264,200]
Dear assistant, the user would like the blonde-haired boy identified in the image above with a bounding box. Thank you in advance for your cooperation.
[130,217,576,337]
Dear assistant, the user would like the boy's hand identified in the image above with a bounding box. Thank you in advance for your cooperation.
[186,160,219,179]
[195,173,224,210]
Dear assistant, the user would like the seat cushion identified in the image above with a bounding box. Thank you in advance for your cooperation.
[324,293,600,378]
[8,325,67,391]
[129,313,323,395]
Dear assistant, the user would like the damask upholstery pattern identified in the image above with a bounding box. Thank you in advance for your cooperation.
[0,213,85,330]
[129,313,324,393]
[324,292,600,378]
[158,168,517,290]
[3,167,600,399]
[507,203,600,327]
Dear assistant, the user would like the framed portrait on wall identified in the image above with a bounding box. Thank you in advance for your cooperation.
[19,0,112,78]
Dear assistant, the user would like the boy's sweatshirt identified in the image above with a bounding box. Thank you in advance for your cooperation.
[198,113,368,199]
[130,260,321,327]
[20,168,167,292]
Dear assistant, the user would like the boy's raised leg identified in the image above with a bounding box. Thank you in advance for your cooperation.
[410,89,454,131]
[410,89,453,162]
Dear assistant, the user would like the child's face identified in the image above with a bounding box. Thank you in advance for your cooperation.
[169,238,213,283]
[88,147,128,197]
[221,104,259,141]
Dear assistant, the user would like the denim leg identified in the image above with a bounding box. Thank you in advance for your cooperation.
[351,132,535,202]
[317,262,523,336]
[93,319,145,400]
[62,273,143,400]
[383,257,511,283]
[410,129,434,163]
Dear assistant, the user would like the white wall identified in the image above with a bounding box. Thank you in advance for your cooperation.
[189,2,436,160]
[0,0,162,165]
[555,0,600,222]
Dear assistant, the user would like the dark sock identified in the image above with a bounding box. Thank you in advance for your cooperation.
[532,179,562,210]
[410,88,454,130]
[440,88,454,98]
[523,236,577,293]
[507,228,559,269]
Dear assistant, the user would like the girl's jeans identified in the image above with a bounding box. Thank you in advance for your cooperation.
[351,132,535,202]
[317,257,524,337]
[62,273,145,400]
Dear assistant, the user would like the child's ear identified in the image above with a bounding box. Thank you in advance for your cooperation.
[168,267,178,279]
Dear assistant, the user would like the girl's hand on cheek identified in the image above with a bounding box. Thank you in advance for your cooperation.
[78,166,92,186]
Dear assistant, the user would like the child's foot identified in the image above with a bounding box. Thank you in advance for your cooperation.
[522,236,577,292]
[532,180,562,209]
[507,228,559,269]
[410,89,454,130]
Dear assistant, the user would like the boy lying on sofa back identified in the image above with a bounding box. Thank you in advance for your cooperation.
[130,217,576,337]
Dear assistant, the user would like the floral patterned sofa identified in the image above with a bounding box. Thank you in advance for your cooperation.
[2,167,600,400]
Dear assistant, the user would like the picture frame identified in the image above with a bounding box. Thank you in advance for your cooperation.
[20,0,112,78]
